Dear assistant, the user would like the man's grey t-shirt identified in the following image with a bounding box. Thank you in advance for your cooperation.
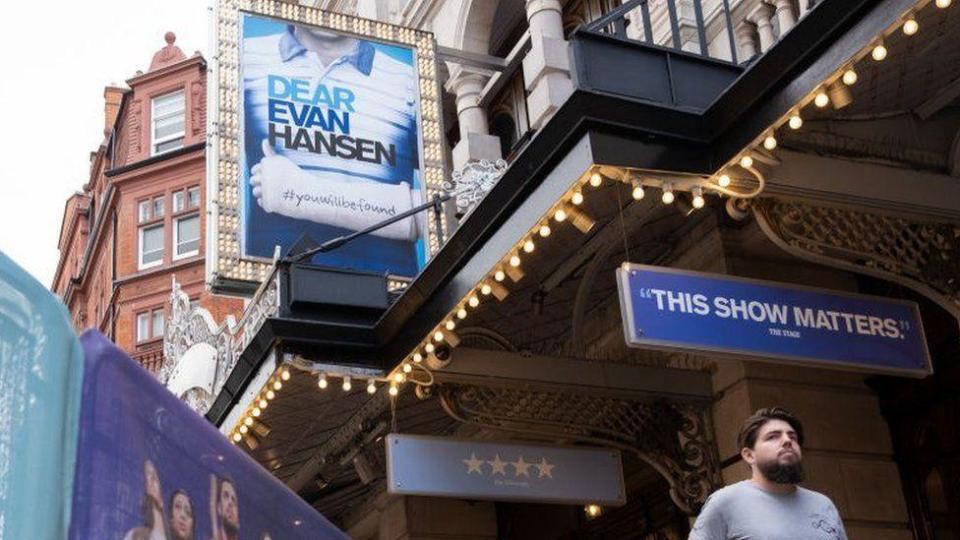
[689,481,847,540]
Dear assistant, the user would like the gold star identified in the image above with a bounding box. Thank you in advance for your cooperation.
[488,454,507,476]
[536,458,555,478]
[512,456,532,477]
[463,453,484,475]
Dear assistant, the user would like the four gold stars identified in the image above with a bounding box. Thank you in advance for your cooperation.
[463,453,557,478]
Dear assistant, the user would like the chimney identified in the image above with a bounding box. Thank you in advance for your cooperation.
[104,85,125,131]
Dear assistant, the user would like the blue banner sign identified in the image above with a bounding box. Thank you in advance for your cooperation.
[71,332,348,540]
[616,264,931,377]
[386,434,625,505]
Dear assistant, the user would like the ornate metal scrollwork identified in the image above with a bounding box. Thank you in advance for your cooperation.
[437,384,722,514]
[442,159,508,215]
[753,198,960,317]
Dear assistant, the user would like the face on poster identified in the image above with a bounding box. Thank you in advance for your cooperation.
[240,13,427,277]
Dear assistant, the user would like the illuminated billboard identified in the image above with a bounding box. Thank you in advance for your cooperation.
[209,1,446,291]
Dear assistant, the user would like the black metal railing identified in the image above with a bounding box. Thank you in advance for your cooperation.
[584,0,740,64]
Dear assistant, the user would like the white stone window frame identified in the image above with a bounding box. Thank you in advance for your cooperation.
[137,307,165,343]
[136,311,151,342]
[152,309,165,338]
[173,191,185,213]
[138,195,165,224]
[173,212,200,260]
[151,89,186,156]
[187,186,200,209]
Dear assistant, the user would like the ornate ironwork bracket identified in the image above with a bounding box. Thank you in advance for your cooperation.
[753,198,960,319]
[437,384,722,515]
[442,159,508,216]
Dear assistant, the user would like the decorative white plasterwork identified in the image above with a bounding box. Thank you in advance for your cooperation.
[162,272,280,414]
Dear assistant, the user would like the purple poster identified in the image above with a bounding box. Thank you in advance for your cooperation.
[70,331,348,540]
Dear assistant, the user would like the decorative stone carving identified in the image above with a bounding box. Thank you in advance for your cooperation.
[161,272,280,414]
[163,280,212,384]
[127,100,142,158]
[149,32,187,72]
[190,81,204,136]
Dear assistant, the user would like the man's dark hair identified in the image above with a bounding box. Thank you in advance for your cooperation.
[737,407,805,450]
[217,475,236,502]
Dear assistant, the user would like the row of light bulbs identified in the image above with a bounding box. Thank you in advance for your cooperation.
[229,0,952,449]
[230,366,291,447]
[759,0,952,154]
[388,164,743,390]
[229,363,413,446]
[226,165,736,445]
[316,370,404,396]
[388,0,957,397]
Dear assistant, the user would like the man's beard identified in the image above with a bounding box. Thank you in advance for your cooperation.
[758,455,804,484]
[220,514,239,537]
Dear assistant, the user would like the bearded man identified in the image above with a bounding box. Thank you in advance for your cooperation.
[689,407,847,540]
[210,475,240,540]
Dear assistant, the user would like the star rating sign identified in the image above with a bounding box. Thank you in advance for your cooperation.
[460,452,556,479]
[512,456,533,477]
[536,458,555,478]
[488,454,507,476]
[463,453,484,475]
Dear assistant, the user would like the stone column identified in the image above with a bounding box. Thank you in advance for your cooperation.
[445,66,502,170]
[735,23,758,61]
[747,3,776,53]
[711,361,913,539]
[770,0,797,35]
[522,0,573,130]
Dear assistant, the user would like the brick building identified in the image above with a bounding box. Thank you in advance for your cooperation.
[52,33,242,371]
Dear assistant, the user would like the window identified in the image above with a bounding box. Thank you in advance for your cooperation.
[138,200,151,222]
[137,308,165,342]
[138,194,167,269]
[139,223,164,269]
[152,90,185,155]
[138,196,164,224]
[137,312,150,342]
[152,310,165,338]
[172,185,201,260]
[187,186,200,209]
[174,214,200,258]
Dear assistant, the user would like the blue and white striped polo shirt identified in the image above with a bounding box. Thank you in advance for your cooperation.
[242,28,419,186]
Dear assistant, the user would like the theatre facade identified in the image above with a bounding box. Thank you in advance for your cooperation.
[159,0,960,537]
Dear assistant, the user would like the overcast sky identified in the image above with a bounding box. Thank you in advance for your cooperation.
[0,0,209,286]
